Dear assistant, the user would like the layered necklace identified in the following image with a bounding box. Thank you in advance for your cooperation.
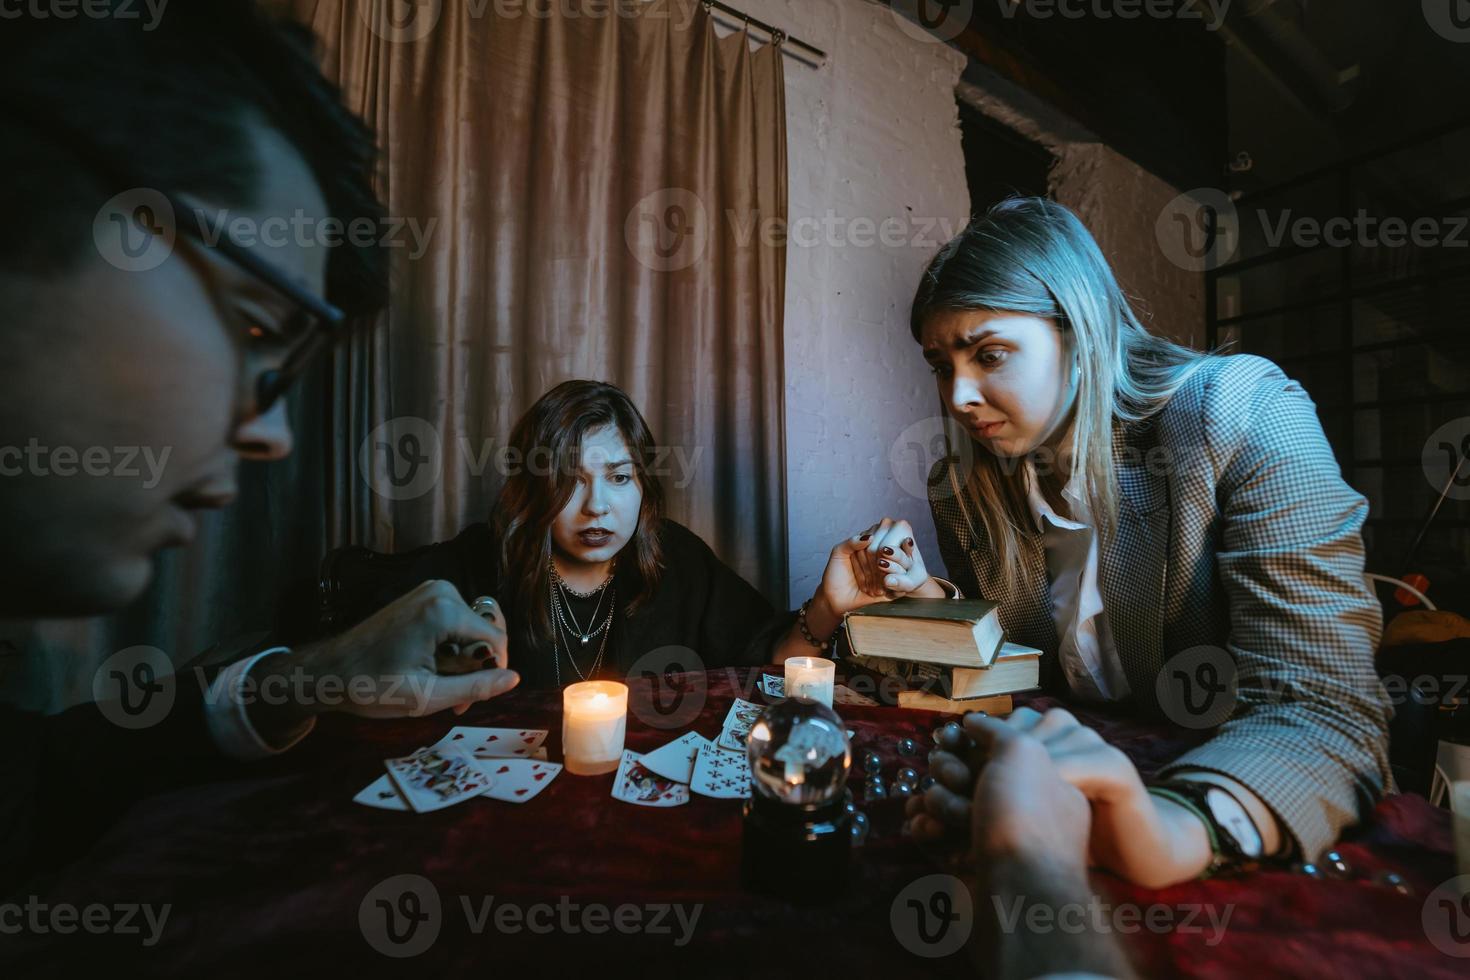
[549,558,616,685]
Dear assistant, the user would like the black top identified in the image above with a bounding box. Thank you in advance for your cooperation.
[373,519,785,689]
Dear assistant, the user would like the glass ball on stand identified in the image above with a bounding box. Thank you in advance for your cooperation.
[740,697,854,901]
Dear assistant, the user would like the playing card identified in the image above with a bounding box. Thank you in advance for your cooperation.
[690,742,751,799]
[384,746,492,813]
[477,758,563,804]
[716,698,763,752]
[639,732,707,784]
[353,774,409,811]
[716,726,750,752]
[758,674,785,698]
[832,685,877,707]
[434,726,548,759]
[611,750,689,807]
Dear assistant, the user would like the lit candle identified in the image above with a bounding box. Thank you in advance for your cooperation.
[562,680,628,775]
[785,656,836,707]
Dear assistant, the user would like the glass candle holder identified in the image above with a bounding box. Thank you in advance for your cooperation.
[784,656,836,707]
[1454,781,1470,875]
[562,681,628,775]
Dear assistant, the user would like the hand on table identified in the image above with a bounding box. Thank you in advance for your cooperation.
[247,580,521,743]
[905,707,1214,888]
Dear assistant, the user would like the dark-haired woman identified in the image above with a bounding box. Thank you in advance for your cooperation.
[377,380,952,688]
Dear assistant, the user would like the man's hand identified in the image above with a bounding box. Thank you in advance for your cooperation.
[905,710,1090,871]
[906,707,1214,888]
[245,580,520,743]
[945,713,1138,980]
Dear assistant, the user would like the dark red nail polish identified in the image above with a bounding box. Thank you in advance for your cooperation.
[882,547,893,555]
[859,533,871,540]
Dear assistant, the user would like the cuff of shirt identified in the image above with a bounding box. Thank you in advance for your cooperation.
[205,647,317,762]
[930,577,963,599]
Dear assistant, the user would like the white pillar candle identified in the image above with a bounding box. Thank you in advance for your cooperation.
[785,656,836,707]
[1453,781,1470,875]
[562,681,628,776]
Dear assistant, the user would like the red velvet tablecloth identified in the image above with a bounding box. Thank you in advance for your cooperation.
[4,668,1462,977]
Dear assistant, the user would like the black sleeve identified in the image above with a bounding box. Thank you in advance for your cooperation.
[666,523,783,669]
[1,664,243,896]
[315,524,498,637]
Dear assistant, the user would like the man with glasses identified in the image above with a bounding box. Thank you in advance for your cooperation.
[0,3,518,889]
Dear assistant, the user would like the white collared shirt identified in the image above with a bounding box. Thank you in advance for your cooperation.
[1024,461,1131,703]
[205,648,316,760]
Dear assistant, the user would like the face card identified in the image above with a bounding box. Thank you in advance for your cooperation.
[353,774,409,811]
[434,726,548,759]
[716,726,749,752]
[477,758,563,804]
[385,746,492,813]
[758,674,785,698]
[716,698,762,752]
[720,699,762,736]
[690,742,751,799]
[611,750,689,807]
[639,732,708,784]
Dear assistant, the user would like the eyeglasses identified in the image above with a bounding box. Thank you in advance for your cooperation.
[170,199,348,413]
[3,100,350,415]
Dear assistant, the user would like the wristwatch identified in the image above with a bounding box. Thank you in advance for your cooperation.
[1148,778,1264,873]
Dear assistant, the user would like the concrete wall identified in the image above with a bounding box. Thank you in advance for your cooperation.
[956,74,1206,352]
[1050,144,1206,350]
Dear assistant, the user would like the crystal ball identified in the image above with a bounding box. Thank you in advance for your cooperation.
[746,697,852,806]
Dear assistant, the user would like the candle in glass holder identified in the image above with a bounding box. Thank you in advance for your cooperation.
[1454,781,1470,875]
[785,656,836,707]
[562,681,628,775]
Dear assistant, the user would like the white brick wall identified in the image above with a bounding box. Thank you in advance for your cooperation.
[719,0,972,605]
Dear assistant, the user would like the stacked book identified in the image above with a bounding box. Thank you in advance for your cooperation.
[842,598,1039,715]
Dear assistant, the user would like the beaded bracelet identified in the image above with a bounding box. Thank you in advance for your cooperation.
[797,599,841,653]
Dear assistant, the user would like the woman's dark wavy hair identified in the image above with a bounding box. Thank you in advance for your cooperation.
[494,381,666,649]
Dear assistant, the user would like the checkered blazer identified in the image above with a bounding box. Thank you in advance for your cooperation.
[928,353,1393,862]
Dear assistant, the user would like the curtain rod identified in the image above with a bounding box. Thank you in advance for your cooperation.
[702,0,828,66]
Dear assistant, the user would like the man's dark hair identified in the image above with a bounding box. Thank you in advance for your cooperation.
[0,0,388,314]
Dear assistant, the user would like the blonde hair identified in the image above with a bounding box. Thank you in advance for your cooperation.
[910,198,1214,582]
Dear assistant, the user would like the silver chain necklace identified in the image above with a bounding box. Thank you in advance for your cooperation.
[551,560,614,599]
[550,575,614,685]
[557,574,611,644]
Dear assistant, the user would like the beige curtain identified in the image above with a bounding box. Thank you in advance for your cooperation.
[296,0,790,599]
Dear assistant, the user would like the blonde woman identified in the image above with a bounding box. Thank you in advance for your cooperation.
[903,198,1391,888]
